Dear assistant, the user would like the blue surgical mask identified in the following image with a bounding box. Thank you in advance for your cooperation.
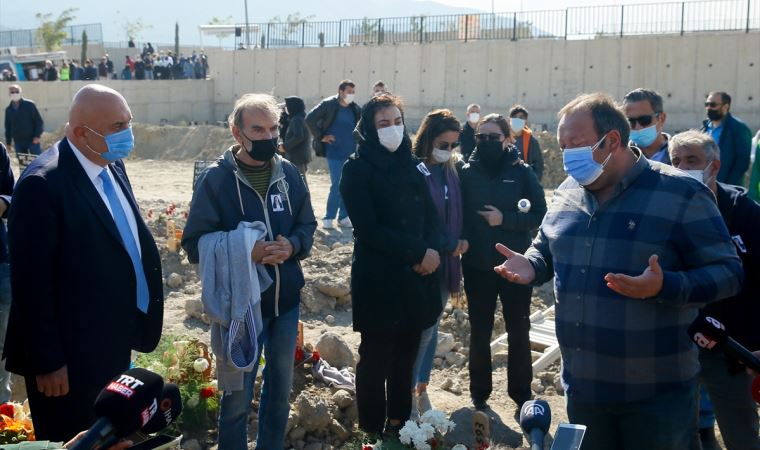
[85,125,135,161]
[510,117,526,132]
[629,124,658,148]
[562,134,611,186]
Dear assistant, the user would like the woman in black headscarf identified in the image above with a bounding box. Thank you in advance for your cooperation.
[279,96,313,179]
[340,93,442,439]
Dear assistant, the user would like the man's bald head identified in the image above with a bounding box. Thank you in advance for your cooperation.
[66,84,133,167]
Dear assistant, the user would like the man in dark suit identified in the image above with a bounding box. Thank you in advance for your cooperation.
[4,84,164,441]
[701,91,753,186]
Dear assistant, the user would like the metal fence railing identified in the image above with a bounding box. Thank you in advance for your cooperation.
[0,23,103,49]
[232,0,757,49]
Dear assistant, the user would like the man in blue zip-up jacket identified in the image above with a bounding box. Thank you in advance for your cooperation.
[182,93,316,450]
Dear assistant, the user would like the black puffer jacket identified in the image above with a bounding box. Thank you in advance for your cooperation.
[282,97,313,166]
[340,112,442,333]
[460,145,547,272]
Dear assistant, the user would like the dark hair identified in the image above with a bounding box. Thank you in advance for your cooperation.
[558,93,631,147]
[357,93,407,146]
[413,109,462,160]
[509,105,529,118]
[339,79,356,92]
[373,80,385,89]
[623,88,664,113]
[708,91,731,106]
[476,113,511,137]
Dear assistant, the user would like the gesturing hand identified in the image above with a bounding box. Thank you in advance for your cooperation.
[493,243,535,285]
[477,205,503,227]
[604,254,663,299]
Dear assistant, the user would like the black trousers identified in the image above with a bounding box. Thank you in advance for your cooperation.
[356,327,421,435]
[25,374,102,442]
[463,266,533,406]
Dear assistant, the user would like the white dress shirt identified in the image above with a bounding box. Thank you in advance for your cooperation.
[70,141,142,256]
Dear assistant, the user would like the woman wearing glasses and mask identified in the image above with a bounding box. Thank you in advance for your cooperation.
[409,109,469,418]
[459,113,547,412]
[340,94,443,440]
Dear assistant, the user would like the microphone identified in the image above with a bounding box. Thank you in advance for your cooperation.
[752,376,760,405]
[141,383,182,434]
[687,315,760,373]
[70,368,164,450]
[520,399,551,450]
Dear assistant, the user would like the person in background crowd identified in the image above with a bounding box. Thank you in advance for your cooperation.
[509,105,545,181]
[702,91,753,185]
[305,79,361,230]
[104,54,114,78]
[623,88,671,164]
[41,60,58,82]
[279,96,312,180]
[340,93,442,441]
[59,62,70,81]
[494,93,743,450]
[182,93,316,450]
[750,130,760,201]
[82,60,97,81]
[410,109,467,418]
[459,104,480,162]
[121,66,132,81]
[460,113,546,413]
[668,130,760,450]
[4,85,43,155]
[372,80,387,96]
[144,55,154,80]
[98,57,109,80]
[70,60,83,81]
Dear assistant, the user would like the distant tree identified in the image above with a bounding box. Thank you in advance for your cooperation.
[208,16,234,47]
[35,8,78,51]
[174,22,180,57]
[81,30,88,62]
[269,12,315,44]
[123,17,153,42]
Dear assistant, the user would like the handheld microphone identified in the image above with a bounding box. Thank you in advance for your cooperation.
[70,368,164,450]
[687,315,760,373]
[520,399,551,450]
[141,383,182,434]
[752,376,760,405]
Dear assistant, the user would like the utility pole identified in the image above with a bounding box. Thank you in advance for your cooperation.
[244,0,250,48]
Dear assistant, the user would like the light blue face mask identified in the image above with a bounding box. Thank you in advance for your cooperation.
[562,134,611,186]
[85,125,135,161]
[629,124,658,148]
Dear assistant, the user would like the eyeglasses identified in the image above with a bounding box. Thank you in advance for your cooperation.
[627,113,660,128]
[704,102,722,108]
[475,133,504,142]
[436,141,460,151]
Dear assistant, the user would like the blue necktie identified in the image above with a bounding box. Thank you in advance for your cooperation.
[99,169,150,313]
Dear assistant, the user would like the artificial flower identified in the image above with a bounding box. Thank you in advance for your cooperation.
[193,357,210,373]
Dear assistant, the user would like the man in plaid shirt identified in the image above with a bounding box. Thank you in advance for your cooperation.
[495,93,743,450]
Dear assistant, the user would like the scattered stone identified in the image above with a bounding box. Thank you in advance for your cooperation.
[304,443,322,450]
[492,351,509,366]
[314,276,351,298]
[315,332,356,368]
[294,392,332,432]
[433,357,444,368]
[325,315,336,325]
[545,387,557,396]
[329,419,351,441]
[332,390,354,409]
[301,286,337,315]
[445,352,466,367]
[166,272,183,289]
[336,293,352,307]
[539,371,555,384]
[440,378,454,391]
[288,426,307,441]
[450,381,463,395]
[184,298,203,319]
[436,332,456,357]
[531,380,545,394]
[344,402,359,423]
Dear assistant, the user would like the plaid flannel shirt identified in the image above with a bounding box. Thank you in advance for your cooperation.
[527,151,743,404]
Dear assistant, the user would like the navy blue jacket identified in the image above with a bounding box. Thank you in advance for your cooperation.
[0,144,14,264]
[702,183,760,350]
[4,99,43,145]
[701,113,753,185]
[182,149,316,319]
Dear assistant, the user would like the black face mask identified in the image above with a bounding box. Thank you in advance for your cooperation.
[476,141,505,164]
[707,109,724,121]
[242,133,278,162]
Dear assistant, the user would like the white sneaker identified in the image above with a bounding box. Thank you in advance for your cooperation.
[338,217,353,228]
[322,219,335,229]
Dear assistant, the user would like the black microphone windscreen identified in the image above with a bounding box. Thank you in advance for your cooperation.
[752,376,760,405]
[687,315,728,350]
[520,399,551,434]
[141,383,182,434]
[94,368,165,437]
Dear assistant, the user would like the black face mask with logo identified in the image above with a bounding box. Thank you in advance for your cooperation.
[242,133,278,162]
